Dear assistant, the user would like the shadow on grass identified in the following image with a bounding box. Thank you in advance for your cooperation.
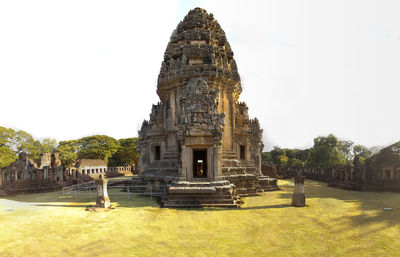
[170,204,293,212]
[213,204,292,211]
[279,178,400,232]
[1,190,160,209]
[32,204,92,208]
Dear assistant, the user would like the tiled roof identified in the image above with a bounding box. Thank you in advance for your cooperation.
[76,159,106,167]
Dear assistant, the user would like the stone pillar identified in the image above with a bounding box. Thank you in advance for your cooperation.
[213,144,218,180]
[292,175,305,207]
[222,90,233,152]
[179,144,187,181]
[96,174,110,208]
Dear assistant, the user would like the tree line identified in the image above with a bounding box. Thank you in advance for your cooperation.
[262,134,374,168]
[0,126,138,169]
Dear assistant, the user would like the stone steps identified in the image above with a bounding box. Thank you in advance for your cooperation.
[161,180,241,208]
[258,176,280,191]
[163,202,239,208]
[163,195,240,208]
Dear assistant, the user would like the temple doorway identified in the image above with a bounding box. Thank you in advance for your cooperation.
[193,149,207,178]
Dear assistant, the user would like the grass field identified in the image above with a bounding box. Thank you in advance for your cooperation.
[1,179,399,257]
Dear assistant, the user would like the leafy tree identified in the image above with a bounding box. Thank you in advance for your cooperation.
[14,130,36,154]
[270,146,285,165]
[278,154,289,166]
[0,146,16,168]
[77,135,119,163]
[41,138,57,153]
[288,158,304,167]
[30,140,44,163]
[13,130,46,162]
[261,152,272,162]
[294,149,310,162]
[0,126,17,168]
[108,138,139,166]
[353,145,372,159]
[0,126,16,147]
[338,140,354,164]
[307,134,347,167]
[353,144,372,166]
[56,140,79,168]
[285,149,297,159]
[264,147,309,167]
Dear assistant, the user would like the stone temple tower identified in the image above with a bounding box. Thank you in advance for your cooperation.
[137,8,278,207]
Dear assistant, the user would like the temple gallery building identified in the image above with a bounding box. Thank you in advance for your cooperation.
[136,8,278,207]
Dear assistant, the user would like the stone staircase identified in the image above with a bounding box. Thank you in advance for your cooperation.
[221,151,279,196]
[162,180,241,208]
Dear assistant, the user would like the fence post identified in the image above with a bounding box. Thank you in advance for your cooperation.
[150,186,152,200]
[127,185,130,200]
[74,188,76,200]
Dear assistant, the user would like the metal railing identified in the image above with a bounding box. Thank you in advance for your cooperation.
[61,183,167,200]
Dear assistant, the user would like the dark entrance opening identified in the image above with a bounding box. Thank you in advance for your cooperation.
[240,145,246,160]
[154,146,161,160]
[193,149,207,178]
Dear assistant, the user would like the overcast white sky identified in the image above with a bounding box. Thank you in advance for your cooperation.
[0,0,399,151]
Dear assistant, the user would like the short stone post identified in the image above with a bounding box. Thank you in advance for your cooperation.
[292,175,305,207]
[153,180,160,191]
[96,174,110,208]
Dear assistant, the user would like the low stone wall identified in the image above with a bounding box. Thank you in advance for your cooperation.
[277,166,400,192]
[362,179,400,192]
[1,179,66,195]
[106,166,137,178]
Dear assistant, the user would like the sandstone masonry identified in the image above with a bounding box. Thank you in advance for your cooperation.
[135,8,278,207]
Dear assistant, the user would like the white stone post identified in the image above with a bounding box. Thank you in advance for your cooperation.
[292,175,305,207]
[96,174,110,208]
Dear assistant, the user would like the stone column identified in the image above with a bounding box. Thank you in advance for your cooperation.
[96,175,110,208]
[292,175,305,207]
[179,144,187,181]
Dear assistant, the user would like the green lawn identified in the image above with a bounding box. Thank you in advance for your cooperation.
[1,179,399,257]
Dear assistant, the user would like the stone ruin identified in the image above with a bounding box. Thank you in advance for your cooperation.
[0,152,65,195]
[362,142,400,191]
[134,8,278,207]
[279,141,400,192]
